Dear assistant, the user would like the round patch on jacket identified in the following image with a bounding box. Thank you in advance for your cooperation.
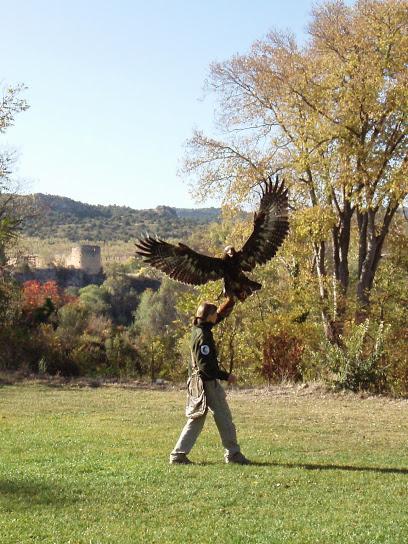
[200,345,210,355]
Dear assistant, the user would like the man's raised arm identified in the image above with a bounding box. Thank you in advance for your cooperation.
[215,296,236,324]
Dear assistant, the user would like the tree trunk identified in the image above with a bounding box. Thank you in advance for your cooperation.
[308,181,341,344]
[356,203,399,322]
[332,201,352,294]
[356,210,368,278]
[313,241,337,343]
[150,340,155,383]
[331,200,353,338]
[0,246,6,267]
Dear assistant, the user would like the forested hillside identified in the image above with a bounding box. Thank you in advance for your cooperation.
[19,194,220,241]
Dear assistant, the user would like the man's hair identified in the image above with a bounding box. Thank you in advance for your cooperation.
[194,301,217,325]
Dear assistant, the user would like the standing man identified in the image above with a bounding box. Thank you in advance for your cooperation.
[170,297,250,465]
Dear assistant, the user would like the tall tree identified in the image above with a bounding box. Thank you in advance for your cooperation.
[183,0,407,341]
[0,83,29,264]
[133,278,188,380]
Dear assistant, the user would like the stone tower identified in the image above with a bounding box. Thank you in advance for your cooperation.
[69,245,102,274]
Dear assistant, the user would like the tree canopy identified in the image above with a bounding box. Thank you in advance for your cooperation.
[183,0,407,341]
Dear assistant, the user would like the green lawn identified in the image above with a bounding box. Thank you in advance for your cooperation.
[1,384,407,544]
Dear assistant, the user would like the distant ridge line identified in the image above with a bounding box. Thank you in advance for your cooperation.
[18,193,221,242]
[24,193,221,215]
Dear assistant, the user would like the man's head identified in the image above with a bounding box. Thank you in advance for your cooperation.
[195,301,218,324]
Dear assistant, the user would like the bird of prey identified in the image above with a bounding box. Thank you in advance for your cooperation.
[135,176,289,301]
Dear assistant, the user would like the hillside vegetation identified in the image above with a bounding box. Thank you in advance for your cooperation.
[19,193,220,242]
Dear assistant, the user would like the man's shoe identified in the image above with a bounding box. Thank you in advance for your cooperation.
[169,454,193,465]
[226,452,251,465]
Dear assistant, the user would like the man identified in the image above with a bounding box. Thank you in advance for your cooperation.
[169,297,250,465]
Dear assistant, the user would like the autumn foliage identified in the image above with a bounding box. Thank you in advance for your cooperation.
[22,280,74,311]
[261,332,304,384]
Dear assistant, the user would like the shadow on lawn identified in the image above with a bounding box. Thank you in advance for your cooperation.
[0,479,74,506]
[250,461,408,475]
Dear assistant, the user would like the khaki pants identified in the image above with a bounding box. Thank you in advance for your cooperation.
[170,380,241,461]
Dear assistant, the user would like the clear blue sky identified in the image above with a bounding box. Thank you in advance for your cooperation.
[3,0,318,209]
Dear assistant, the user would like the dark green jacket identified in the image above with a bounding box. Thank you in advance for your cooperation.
[189,322,229,381]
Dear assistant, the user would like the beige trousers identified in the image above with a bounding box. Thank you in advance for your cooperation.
[170,380,241,461]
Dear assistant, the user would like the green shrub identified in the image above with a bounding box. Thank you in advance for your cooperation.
[310,321,389,393]
[105,331,141,378]
[71,334,108,376]
[386,328,408,397]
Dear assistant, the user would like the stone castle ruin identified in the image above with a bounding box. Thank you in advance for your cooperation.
[11,242,160,293]
[66,245,102,274]
[12,244,104,288]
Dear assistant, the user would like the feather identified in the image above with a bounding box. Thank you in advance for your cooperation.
[238,176,289,271]
[135,237,225,286]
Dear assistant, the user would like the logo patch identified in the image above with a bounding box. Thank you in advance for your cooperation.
[200,345,210,355]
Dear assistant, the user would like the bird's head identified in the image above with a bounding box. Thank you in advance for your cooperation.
[224,245,236,258]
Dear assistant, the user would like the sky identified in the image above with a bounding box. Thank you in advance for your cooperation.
[2,0,317,209]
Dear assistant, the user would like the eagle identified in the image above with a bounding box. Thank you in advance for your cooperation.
[135,177,289,301]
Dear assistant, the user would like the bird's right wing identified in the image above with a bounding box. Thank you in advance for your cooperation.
[135,236,225,286]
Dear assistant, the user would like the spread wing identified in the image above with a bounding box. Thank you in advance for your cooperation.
[135,236,225,286]
[238,176,289,272]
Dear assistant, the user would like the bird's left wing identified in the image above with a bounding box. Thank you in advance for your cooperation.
[238,176,289,272]
[135,236,225,285]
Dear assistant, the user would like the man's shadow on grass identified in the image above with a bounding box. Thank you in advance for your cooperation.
[245,461,408,475]
[197,461,408,474]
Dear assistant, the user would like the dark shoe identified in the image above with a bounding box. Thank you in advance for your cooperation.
[226,452,251,465]
[169,454,193,465]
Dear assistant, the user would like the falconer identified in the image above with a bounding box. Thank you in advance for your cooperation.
[169,297,250,465]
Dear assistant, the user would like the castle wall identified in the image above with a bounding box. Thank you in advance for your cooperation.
[67,245,102,274]
[12,268,160,292]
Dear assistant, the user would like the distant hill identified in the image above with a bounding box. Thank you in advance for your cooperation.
[18,194,221,242]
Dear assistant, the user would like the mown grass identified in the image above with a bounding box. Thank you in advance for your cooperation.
[1,384,408,544]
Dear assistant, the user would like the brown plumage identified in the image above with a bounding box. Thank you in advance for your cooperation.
[135,176,289,300]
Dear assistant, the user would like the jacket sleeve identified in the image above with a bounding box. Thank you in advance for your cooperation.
[194,330,229,381]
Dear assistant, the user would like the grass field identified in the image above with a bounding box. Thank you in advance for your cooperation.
[1,383,408,544]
